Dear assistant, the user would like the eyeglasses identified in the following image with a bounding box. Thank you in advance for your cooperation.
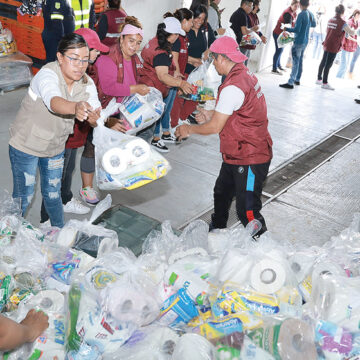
[64,54,89,66]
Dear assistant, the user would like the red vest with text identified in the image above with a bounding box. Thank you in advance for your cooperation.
[178,35,189,75]
[273,7,297,35]
[102,9,127,47]
[342,17,358,52]
[139,37,175,98]
[218,63,272,165]
[91,43,142,108]
[323,15,346,53]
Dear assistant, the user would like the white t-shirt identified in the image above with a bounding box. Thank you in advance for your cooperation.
[31,68,101,111]
[215,85,245,115]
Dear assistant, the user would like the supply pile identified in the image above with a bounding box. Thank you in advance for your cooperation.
[1,188,360,359]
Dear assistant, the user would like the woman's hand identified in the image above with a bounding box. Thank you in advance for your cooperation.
[174,70,184,79]
[179,80,193,95]
[188,56,202,67]
[75,101,93,122]
[106,117,127,133]
[131,84,150,96]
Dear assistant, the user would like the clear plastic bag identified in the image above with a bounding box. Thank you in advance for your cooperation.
[277,31,294,48]
[93,109,171,190]
[240,31,262,47]
[172,333,215,360]
[119,87,165,135]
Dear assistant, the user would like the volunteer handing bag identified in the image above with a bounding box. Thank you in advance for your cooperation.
[119,87,165,135]
[93,99,171,191]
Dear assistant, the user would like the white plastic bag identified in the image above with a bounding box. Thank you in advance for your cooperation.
[93,108,171,190]
[277,30,294,48]
[240,31,262,47]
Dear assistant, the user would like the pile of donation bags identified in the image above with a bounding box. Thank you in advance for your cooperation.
[2,188,360,359]
[93,95,171,191]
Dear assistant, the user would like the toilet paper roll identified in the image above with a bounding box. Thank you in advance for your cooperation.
[24,290,65,313]
[217,249,252,285]
[312,262,345,283]
[101,147,129,175]
[97,237,118,257]
[125,138,151,165]
[172,333,214,360]
[250,259,286,294]
[277,318,317,360]
[56,226,78,248]
[289,253,315,283]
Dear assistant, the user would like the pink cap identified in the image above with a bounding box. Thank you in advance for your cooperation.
[209,36,248,63]
[74,28,109,53]
[120,24,144,38]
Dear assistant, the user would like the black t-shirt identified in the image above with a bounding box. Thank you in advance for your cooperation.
[153,53,172,67]
[230,7,248,44]
[172,38,181,53]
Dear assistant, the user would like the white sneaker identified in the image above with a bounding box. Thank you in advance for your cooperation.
[315,79,322,85]
[178,119,191,126]
[39,219,51,230]
[321,83,335,90]
[63,198,90,214]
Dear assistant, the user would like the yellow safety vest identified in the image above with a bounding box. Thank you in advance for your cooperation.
[71,0,91,29]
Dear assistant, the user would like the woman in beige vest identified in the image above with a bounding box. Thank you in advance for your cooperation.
[9,33,101,228]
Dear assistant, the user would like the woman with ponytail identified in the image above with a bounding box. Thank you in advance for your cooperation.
[139,17,193,152]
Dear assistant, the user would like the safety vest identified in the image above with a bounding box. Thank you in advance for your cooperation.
[323,15,346,53]
[72,0,91,29]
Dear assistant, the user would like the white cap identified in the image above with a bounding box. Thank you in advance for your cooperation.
[163,17,185,36]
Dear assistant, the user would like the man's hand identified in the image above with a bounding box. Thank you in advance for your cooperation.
[87,107,101,127]
[196,108,214,124]
[20,309,49,343]
[175,124,191,141]
[75,101,93,122]
[179,80,193,95]
[174,71,184,79]
[261,35,267,44]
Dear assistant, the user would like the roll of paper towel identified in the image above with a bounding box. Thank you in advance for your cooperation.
[172,334,214,360]
[250,258,286,294]
[24,290,65,313]
[101,147,129,174]
[125,138,151,165]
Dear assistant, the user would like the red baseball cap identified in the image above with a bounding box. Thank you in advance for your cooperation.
[74,28,109,53]
[209,36,247,63]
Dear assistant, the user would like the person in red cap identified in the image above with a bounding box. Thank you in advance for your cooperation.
[40,28,108,224]
[176,36,272,237]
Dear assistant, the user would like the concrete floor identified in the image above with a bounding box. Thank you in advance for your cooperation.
[0,55,359,247]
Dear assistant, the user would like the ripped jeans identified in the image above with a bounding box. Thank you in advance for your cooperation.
[9,145,65,227]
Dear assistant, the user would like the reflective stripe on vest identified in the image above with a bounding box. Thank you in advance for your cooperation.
[51,14,65,20]
[105,33,121,37]
[72,0,91,29]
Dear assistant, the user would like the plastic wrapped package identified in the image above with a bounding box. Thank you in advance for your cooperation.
[209,331,244,359]
[240,31,262,47]
[56,195,118,257]
[105,325,180,360]
[119,87,165,135]
[246,318,317,360]
[172,333,215,360]
[0,52,32,92]
[277,31,294,48]
[0,189,21,218]
[66,249,162,356]
[93,113,170,191]
[4,290,67,359]
[240,336,276,360]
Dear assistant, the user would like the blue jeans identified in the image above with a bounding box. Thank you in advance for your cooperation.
[272,33,284,71]
[9,145,65,227]
[312,32,323,60]
[154,87,177,138]
[336,50,351,78]
[350,45,360,74]
[288,43,307,85]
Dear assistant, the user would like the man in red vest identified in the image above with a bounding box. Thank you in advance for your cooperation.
[175,36,272,238]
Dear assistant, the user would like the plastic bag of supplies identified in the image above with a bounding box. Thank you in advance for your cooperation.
[277,30,294,48]
[240,31,262,47]
[93,99,171,190]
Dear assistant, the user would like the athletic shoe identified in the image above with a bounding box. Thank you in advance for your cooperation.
[271,69,282,75]
[187,114,198,124]
[294,81,300,86]
[63,198,90,214]
[178,119,191,126]
[39,220,51,230]
[151,139,169,153]
[315,79,322,85]
[278,66,286,71]
[161,133,177,143]
[355,98,360,104]
[79,187,100,205]
[321,83,335,90]
[279,83,294,89]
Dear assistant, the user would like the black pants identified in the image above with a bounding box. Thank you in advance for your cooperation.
[211,161,270,233]
[41,148,77,223]
[318,51,337,84]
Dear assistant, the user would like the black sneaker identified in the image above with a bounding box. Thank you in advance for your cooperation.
[294,81,300,86]
[278,66,286,71]
[161,133,177,143]
[151,139,169,153]
[279,83,294,89]
[355,98,360,104]
[271,69,283,75]
[187,114,198,124]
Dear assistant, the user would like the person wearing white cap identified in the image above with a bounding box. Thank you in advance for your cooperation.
[176,36,272,238]
[139,17,193,152]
